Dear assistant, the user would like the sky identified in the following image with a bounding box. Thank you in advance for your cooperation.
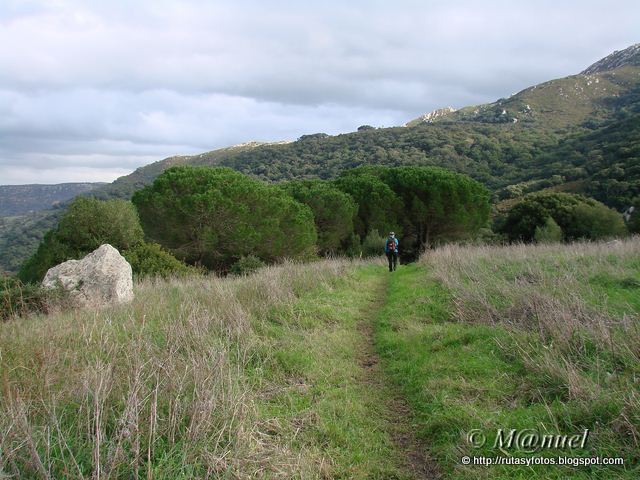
[0,0,639,185]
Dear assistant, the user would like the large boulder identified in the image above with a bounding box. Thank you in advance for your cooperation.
[42,244,134,308]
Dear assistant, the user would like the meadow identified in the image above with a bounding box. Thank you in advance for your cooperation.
[1,239,639,478]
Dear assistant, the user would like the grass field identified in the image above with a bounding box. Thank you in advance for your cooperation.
[1,239,639,478]
[376,239,640,478]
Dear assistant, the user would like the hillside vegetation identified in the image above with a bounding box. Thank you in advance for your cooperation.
[3,45,640,274]
[0,183,104,217]
[1,239,638,478]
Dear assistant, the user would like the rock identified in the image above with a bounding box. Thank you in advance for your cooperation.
[42,244,134,308]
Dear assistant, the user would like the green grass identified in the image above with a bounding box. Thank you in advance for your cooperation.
[250,265,412,478]
[2,240,639,478]
[372,257,639,479]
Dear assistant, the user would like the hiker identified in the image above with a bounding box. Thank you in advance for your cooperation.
[385,232,399,272]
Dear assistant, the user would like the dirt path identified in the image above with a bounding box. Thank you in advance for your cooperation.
[358,274,441,479]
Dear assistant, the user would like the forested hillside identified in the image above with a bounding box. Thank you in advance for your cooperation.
[0,182,104,216]
[1,44,639,273]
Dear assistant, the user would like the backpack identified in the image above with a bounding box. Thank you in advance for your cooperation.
[386,238,397,252]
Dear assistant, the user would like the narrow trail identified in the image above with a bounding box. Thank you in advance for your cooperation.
[357,270,440,480]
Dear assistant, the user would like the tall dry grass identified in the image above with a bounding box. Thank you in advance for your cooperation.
[421,238,640,454]
[0,259,352,479]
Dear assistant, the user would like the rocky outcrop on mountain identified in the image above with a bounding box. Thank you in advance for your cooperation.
[42,244,133,308]
[405,107,457,126]
[581,43,640,74]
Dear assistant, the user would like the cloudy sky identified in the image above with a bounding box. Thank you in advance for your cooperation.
[1,0,639,184]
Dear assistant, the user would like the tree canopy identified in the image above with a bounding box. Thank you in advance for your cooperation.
[498,192,627,242]
[280,180,357,255]
[132,166,317,271]
[18,197,144,283]
[337,166,491,255]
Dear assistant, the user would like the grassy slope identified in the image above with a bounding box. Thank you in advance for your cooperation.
[2,240,639,478]
[373,240,640,478]
[0,260,420,479]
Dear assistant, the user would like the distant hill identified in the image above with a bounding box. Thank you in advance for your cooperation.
[1,43,639,274]
[581,43,640,74]
[96,44,639,198]
[0,183,105,216]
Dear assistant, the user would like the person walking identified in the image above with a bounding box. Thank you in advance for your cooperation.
[385,232,399,272]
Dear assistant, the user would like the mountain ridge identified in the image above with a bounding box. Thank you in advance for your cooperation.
[1,43,639,274]
[581,43,640,74]
[0,182,105,217]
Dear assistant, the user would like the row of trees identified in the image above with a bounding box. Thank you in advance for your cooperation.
[17,165,631,284]
[133,165,491,270]
[496,192,628,242]
[18,166,492,280]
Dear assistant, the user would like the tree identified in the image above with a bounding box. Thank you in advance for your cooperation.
[626,198,640,234]
[499,192,627,242]
[334,173,403,240]
[280,180,357,255]
[132,166,317,271]
[55,197,143,253]
[339,166,491,255]
[18,197,144,283]
[378,166,491,251]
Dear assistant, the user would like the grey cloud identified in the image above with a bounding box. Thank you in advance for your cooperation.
[0,0,639,184]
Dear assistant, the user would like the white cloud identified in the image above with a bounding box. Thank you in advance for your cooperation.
[0,0,639,183]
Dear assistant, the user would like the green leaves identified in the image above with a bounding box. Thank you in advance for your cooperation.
[18,197,145,283]
[281,180,357,255]
[500,192,627,242]
[337,166,491,256]
[132,167,317,271]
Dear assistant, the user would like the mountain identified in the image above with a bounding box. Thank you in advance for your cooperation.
[405,107,456,126]
[0,183,105,216]
[581,43,640,74]
[410,43,640,129]
[95,44,639,196]
[1,43,639,274]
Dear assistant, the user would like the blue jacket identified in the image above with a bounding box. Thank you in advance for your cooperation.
[385,237,398,253]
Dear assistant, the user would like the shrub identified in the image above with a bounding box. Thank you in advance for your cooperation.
[123,242,196,278]
[360,229,387,257]
[18,197,144,283]
[500,192,627,242]
[534,217,563,243]
[230,255,266,275]
[1,275,56,320]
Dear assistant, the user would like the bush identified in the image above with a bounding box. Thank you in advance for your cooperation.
[360,229,387,257]
[230,255,266,275]
[534,217,563,243]
[123,242,196,278]
[18,197,144,283]
[500,192,627,242]
[1,275,56,320]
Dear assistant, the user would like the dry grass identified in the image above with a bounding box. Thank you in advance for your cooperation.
[420,238,640,456]
[0,259,353,479]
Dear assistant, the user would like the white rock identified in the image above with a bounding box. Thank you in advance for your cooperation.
[42,244,134,308]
